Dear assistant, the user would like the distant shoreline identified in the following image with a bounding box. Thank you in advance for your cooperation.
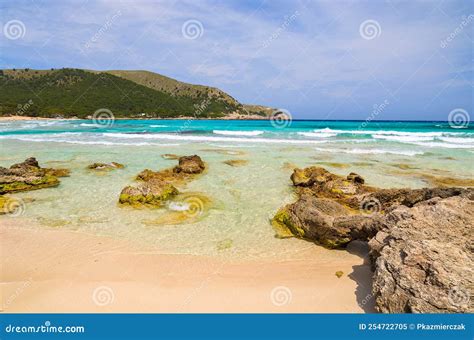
[0,116,457,123]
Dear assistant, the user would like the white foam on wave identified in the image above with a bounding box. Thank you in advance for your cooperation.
[437,137,474,144]
[79,123,98,127]
[104,133,328,145]
[150,124,168,128]
[213,130,264,136]
[312,127,469,137]
[297,132,337,138]
[372,134,434,142]
[412,142,474,149]
[0,135,179,146]
[314,147,423,156]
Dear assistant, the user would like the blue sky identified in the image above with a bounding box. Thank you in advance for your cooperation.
[0,0,472,120]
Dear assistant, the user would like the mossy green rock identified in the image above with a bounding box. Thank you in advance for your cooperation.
[119,182,179,207]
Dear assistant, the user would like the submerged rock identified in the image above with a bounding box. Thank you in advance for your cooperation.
[119,181,179,207]
[271,165,474,313]
[142,192,212,225]
[0,157,69,194]
[87,162,125,171]
[161,154,180,160]
[223,159,249,167]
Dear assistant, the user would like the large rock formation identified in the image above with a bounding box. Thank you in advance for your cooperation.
[272,166,473,313]
[0,157,69,194]
[119,155,205,207]
[369,195,473,313]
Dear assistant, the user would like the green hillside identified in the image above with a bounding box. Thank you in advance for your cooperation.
[0,68,254,118]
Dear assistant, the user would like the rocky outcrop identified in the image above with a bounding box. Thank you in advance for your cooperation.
[369,196,474,313]
[272,165,474,313]
[87,162,124,171]
[119,155,205,207]
[0,157,69,194]
[174,155,205,174]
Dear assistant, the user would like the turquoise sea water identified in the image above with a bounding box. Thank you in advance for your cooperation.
[1,119,473,258]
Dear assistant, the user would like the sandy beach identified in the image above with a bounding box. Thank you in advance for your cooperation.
[1,219,373,313]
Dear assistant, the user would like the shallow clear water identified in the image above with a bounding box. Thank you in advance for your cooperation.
[1,119,473,258]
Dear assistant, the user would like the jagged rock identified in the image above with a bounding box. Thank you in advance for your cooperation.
[87,162,125,171]
[174,155,205,174]
[272,195,383,248]
[347,172,365,184]
[272,165,474,313]
[273,166,472,248]
[370,196,474,313]
[0,157,68,194]
[119,155,205,208]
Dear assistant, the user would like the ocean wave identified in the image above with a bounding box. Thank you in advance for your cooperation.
[150,124,168,128]
[0,135,179,146]
[312,127,470,137]
[412,142,474,149]
[314,147,423,156]
[103,133,329,145]
[297,132,337,138]
[213,130,264,136]
[372,134,434,142]
[79,123,99,127]
[437,137,474,144]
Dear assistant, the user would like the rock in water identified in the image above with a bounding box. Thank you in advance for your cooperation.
[0,157,69,194]
[119,181,178,206]
[119,155,205,208]
[272,165,474,313]
[174,155,205,174]
[87,162,125,171]
[369,195,474,313]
